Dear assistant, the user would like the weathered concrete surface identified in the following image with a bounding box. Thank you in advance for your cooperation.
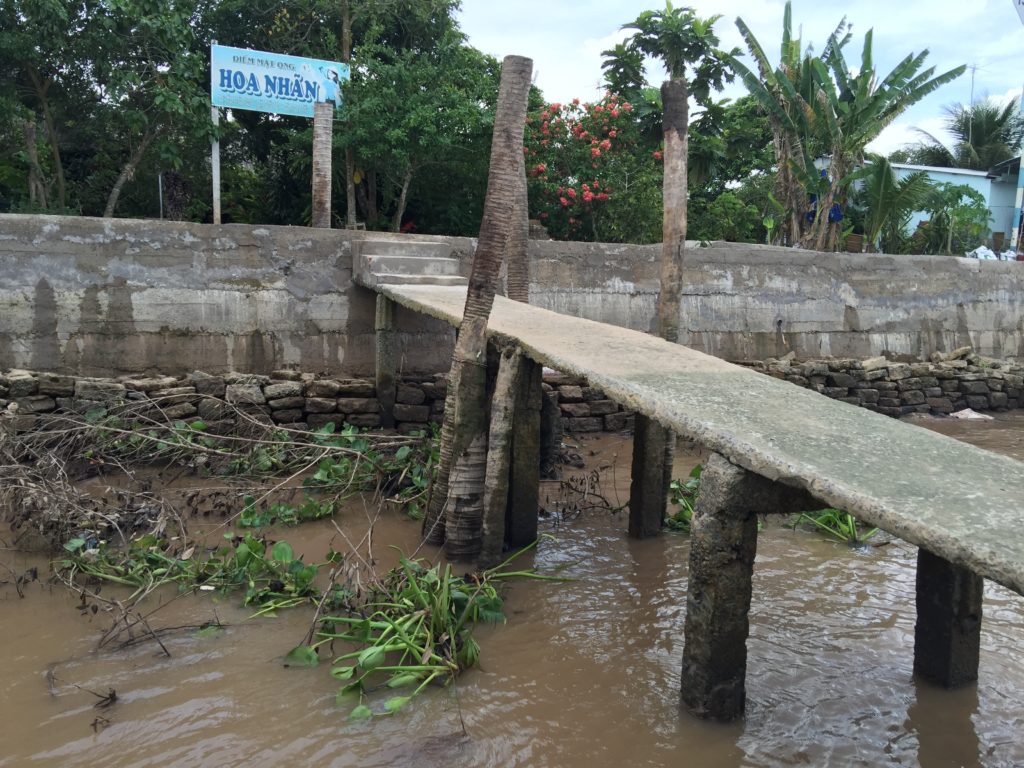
[914,548,984,687]
[378,283,1024,596]
[530,240,1024,360]
[5,215,1024,375]
[0,215,457,376]
[680,453,760,720]
[628,414,670,538]
[680,453,834,719]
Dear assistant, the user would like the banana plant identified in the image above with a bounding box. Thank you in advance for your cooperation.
[731,1,965,251]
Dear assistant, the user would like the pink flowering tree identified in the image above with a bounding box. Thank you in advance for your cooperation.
[523,93,663,242]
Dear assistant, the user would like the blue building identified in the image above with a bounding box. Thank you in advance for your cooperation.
[891,160,1022,249]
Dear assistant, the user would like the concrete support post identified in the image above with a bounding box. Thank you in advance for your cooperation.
[680,453,759,720]
[375,295,396,428]
[914,548,984,688]
[507,355,541,548]
[629,414,669,538]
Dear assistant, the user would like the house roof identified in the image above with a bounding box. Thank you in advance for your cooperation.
[890,162,991,177]
[988,155,1021,180]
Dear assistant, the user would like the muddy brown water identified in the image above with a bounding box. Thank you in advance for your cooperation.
[3,415,1024,767]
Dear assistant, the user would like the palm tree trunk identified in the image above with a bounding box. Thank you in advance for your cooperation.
[657,78,688,343]
[311,102,333,227]
[505,129,530,302]
[341,0,357,229]
[629,77,687,538]
[422,54,533,557]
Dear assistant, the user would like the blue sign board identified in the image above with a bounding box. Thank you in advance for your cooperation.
[211,44,350,118]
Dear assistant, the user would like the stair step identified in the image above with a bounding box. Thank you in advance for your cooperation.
[360,254,462,277]
[368,273,468,287]
[358,238,453,259]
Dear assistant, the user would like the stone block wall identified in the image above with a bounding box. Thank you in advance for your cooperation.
[1,367,637,435]
[743,348,1024,417]
[542,372,635,433]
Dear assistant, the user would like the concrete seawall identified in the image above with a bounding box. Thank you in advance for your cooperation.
[2,214,1022,376]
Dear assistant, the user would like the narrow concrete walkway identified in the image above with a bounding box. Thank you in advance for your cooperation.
[379,284,1024,596]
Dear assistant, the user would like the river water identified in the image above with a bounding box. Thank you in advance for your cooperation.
[2,415,1023,767]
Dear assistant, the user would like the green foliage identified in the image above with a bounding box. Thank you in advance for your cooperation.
[58,531,329,611]
[341,27,499,232]
[732,1,965,249]
[621,3,737,101]
[692,191,761,242]
[298,538,564,718]
[856,156,934,252]
[909,182,991,255]
[794,508,878,546]
[906,98,1024,171]
[666,464,702,532]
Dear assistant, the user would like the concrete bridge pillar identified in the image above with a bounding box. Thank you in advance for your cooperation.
[914,548,983,687]
[680,452,820,721]
[507,355,542,548]
[628,415,670,538]
[375,295,396,428]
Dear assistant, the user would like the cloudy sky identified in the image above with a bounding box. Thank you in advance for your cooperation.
[457,0,1024,155]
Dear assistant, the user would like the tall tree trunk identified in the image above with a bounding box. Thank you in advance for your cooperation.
[629,77,687,536]
[341,0,357,229]
[103,128,157,218]
[311,102,334,227]
[505,127,530,302]
[27,68,65,210]
[657,77,689,343]
[391,165,414,232]
[22,120,47,208]
[422,55,533,556]
[367,169,379,227]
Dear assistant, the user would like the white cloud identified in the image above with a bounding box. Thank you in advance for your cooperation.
[458,0,1024,140]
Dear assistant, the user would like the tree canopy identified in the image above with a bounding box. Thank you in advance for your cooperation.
[900,98,1024,171]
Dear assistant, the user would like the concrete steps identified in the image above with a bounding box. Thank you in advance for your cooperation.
[354,238,467,288]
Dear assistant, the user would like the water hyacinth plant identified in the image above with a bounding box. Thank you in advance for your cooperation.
[285,538,565,719]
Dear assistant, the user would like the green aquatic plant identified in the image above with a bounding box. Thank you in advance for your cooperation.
[666,464,702,532]
[285,538,566,719]
[794,508,878,546]
[58,532,335,612]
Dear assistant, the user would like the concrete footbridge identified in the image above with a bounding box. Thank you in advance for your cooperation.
[371,281,1024,721]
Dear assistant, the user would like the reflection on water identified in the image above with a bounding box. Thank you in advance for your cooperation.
[1,416,1023,767]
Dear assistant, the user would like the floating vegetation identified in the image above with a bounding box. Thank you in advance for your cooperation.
[793,508,880,546]
[666,464,702,532]
[57,531,341,614]
[285,538,566,719]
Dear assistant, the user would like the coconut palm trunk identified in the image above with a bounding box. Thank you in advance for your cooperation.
[657,78,688,344]
[421,55,533,557]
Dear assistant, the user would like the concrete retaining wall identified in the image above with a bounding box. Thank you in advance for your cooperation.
[0,215,457,376]
[3,214,1023,376]
[530,240,1024,361]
